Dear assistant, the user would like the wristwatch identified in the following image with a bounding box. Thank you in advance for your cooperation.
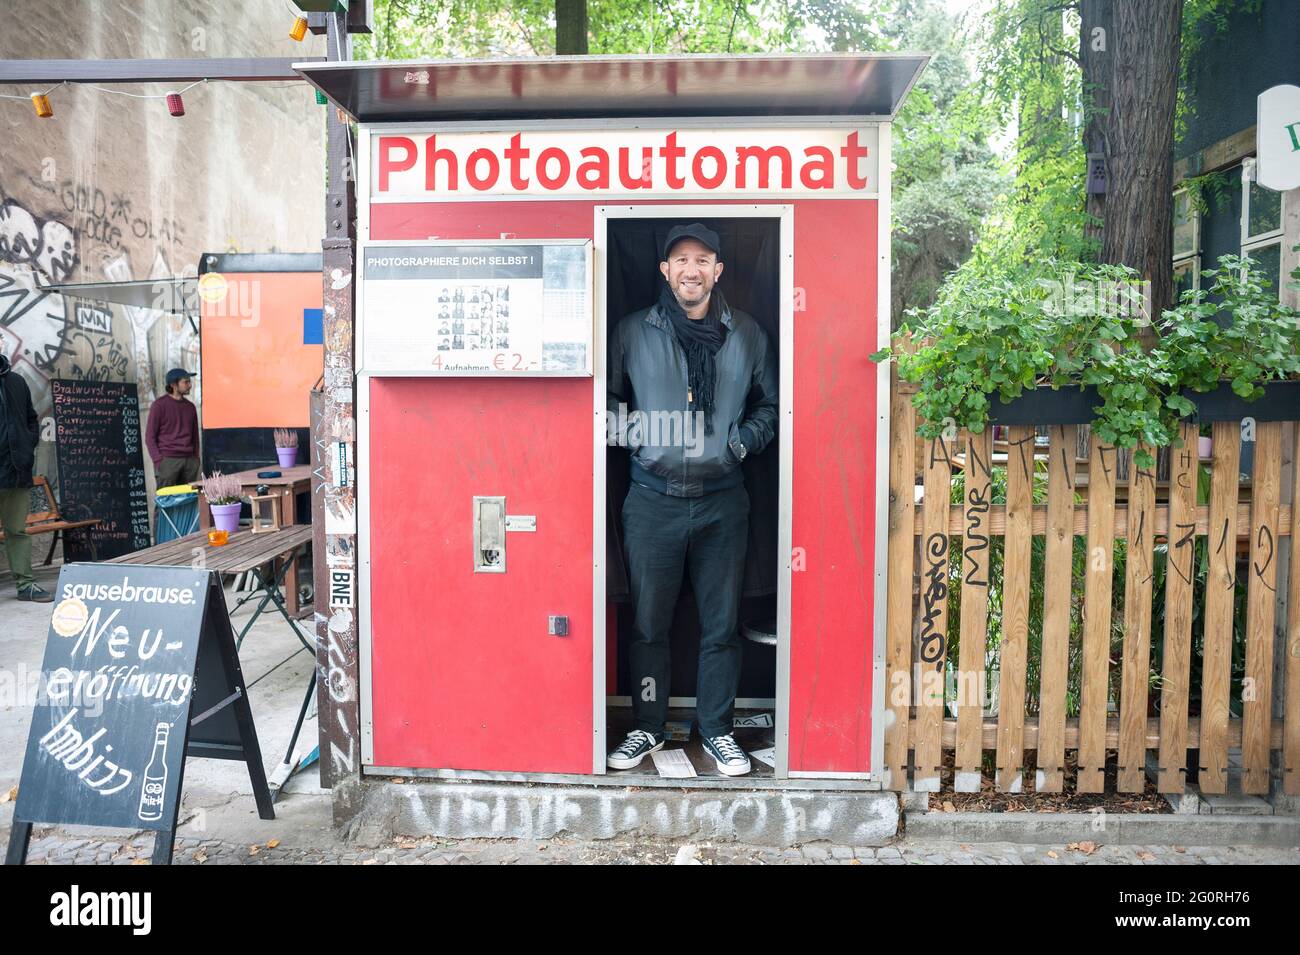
[737,441,748,462]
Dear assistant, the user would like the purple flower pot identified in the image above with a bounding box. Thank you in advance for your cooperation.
[210,502,242,533]
[276,446,298,468]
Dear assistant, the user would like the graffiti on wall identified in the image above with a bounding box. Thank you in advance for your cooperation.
[54,179,182,256]
[0,198,78,390]
[0,183,199,513]
[0,189,197,423]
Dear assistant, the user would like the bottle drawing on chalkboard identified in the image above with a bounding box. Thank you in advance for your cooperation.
[137,722,170,821]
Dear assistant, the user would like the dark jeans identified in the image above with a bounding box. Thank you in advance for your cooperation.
[155,455,201,488]
[621,480,749,739]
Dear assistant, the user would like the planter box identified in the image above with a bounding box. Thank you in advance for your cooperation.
[986,385,1101,425]
[983,381,1300,426]
[1185,380,1300,422]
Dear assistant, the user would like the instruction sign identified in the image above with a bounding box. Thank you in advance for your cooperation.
[360,240,592,376]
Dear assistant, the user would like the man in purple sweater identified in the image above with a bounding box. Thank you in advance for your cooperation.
[146,368,201,487]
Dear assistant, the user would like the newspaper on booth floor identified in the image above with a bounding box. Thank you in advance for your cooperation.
[651,748,697,778]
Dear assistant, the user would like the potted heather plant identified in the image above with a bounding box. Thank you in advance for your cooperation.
[202,471,244,534]
[274,428,299,468]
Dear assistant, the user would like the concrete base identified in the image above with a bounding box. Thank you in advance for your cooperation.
[1269,791,1300,814]
[904,810,1300,846]
[1141,754,1291,816]
[340,778,901,848]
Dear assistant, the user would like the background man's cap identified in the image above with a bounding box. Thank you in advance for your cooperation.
[662,223,721,261]
[165,368,196,385]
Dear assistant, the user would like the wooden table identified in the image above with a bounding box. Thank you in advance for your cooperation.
[107,525,317,791]
[198,465,313,613]
[108,525,314,638]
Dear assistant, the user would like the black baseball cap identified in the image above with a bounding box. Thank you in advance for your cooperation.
[662,223,721,261]
[165,368,195,385]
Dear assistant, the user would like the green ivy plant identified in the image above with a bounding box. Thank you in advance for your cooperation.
[1179,170,1232,216]
[872,254,1300,470]
[1159,254,1300,414]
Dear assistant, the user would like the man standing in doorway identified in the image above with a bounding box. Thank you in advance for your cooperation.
[606,223,778,775]
[146,368,202,488]
[0,354,52,601]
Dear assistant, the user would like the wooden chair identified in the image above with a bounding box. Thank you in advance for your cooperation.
[0,476,102,563]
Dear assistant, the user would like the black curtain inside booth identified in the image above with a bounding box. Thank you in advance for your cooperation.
[605,217,781,700]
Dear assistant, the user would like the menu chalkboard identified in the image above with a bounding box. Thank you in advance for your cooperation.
[50,379,151,560]
[7,564,273,865]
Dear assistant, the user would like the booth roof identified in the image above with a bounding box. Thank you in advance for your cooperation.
[293,53,929,124]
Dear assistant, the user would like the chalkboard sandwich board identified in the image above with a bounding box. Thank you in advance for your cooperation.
[5,564,273,866]
[51,379,152,561]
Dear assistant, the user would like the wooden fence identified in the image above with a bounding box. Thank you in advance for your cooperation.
[883,377,1300,797]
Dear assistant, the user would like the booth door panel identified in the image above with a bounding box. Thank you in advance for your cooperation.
[367,376,594,773]
[787,198,879,775]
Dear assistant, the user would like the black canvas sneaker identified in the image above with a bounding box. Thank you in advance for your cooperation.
[702,733,751,776]
[606,729,664,770]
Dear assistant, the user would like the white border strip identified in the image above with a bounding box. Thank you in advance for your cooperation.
[595,202,793,778]
[869,122,892,782]
[358,372,374,765]
[775,206,795,778]
[592,215,608,773]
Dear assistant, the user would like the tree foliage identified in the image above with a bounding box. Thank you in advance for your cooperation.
[354,0,1008,325]
[355,0,888,59]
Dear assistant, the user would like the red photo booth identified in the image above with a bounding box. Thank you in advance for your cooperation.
[300,54,927,785]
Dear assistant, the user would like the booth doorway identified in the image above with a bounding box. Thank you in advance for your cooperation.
[597,206,792,779]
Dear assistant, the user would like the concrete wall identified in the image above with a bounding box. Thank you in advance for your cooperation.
[0,0,325,509]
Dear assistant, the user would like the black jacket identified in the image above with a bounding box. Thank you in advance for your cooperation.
[0,354,40,490]
[607,299,778,497]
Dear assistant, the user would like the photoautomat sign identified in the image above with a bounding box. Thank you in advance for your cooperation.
[360,240,592,375]
[371,127,879,200]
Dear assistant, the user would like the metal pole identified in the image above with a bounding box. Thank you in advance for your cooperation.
[312,8,363,823]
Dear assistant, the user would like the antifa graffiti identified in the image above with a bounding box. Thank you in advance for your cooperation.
[963,439,991,588]
[56,181,183,254]
[919,532,949,668]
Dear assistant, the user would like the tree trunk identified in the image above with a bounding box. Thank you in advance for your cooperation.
[555,0,588,54]
[1102,0,1182,326]
[1080,0,1113,254]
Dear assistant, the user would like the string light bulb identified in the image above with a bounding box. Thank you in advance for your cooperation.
[290,15,309,41]
[166,92,185,116]
[31,93,53,118]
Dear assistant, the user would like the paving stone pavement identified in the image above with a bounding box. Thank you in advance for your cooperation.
[11,831,1300,865]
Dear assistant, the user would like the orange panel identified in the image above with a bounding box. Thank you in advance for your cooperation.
[200,271,323,428]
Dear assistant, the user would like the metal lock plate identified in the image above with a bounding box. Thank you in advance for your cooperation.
[473,496,506,573]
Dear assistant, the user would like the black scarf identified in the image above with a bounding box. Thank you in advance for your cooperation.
[658,284,728,435]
